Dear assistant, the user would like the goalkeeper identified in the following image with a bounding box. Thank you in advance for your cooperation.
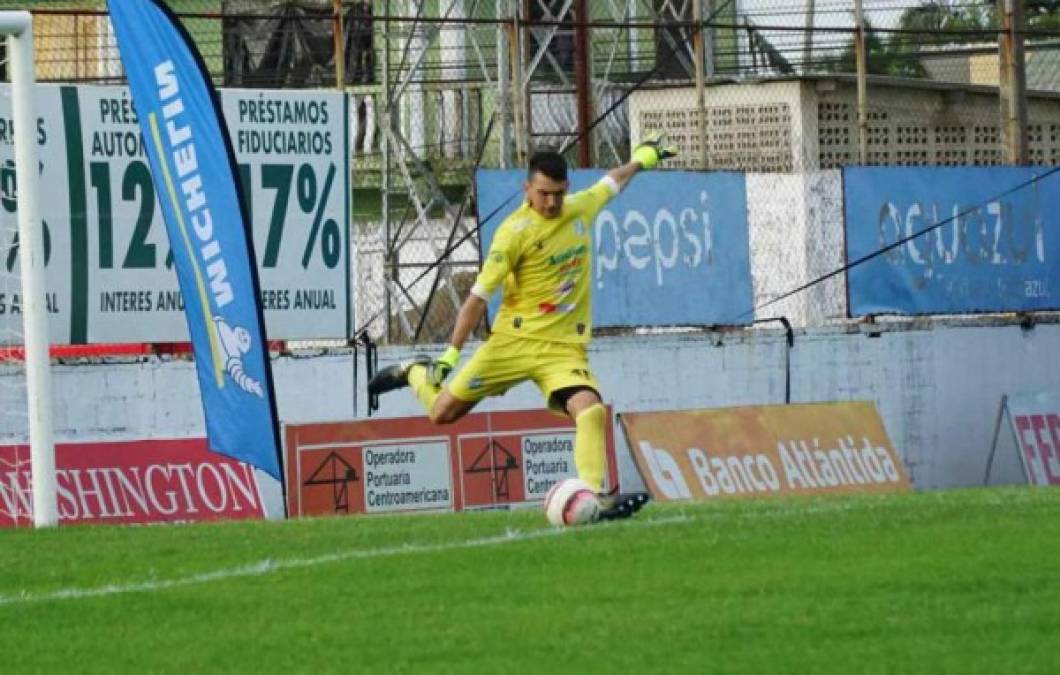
[370,134,676,520]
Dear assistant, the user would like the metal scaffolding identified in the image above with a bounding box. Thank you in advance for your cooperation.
[369,0,738,344]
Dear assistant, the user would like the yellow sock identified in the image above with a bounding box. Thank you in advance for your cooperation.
[574,403,607,492]
[406,364,440,413]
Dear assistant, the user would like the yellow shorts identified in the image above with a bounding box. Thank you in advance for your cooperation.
[446,333,600,415]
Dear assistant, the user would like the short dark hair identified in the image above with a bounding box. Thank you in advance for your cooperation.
[527,151,568,182]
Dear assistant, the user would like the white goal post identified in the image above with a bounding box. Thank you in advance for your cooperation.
[1,11,56,528]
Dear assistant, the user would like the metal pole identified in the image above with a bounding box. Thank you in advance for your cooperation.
[703,0,715,78]
[5,14,57,528]
[999,0,1028,165]
[983,395,1009,485]
[693,0,708,169]
[382,0,393,342]
[406,0,426,156]
[803,0,815,73]
[439,0,465,159]
[853,0,868,164]
[572,0,592,167]
[511,1,528,163]
[497,8,513,168]
[333,0,346,88]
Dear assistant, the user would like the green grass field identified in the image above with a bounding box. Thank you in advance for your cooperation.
[2,487,1059,673]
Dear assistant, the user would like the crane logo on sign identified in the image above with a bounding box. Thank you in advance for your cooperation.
[303,451,360,513]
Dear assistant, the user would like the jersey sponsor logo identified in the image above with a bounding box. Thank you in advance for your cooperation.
[548,244,587,266]
[558,257,583,274]
[538,302,575,315]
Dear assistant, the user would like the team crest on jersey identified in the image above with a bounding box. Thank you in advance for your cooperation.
[573,219,586,236]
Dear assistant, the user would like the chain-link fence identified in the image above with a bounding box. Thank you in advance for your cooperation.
[5,0,1059,342]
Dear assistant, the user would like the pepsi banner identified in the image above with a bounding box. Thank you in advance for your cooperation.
[109,0,281,479]
[844,166,1060,315]
[475,169,753,327]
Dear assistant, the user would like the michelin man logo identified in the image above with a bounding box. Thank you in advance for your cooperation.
[214,316,264,397]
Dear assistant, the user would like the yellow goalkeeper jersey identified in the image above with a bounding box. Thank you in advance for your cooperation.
[471,177,619,344]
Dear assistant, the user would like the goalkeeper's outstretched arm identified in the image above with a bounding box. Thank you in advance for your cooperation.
[606,161,642,191]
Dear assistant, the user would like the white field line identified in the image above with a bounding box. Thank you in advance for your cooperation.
[0,514,692,607]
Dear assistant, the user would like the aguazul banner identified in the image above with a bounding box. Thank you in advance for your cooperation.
[844,166,1059,315]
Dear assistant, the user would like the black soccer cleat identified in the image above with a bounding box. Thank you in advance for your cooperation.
[367,355,431,396]
[596,491,651,521]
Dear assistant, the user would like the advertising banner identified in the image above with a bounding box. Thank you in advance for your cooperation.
[620,401,910,501]
[999,392,1060,486]
[284,408,618,518]
[0,82,348,345]
[109,0,283,478]
[844,166,1060,315]
[0,85,73,342]
[475,169,753,327]
[0,438,266,527]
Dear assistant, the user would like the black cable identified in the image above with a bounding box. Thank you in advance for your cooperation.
[413,111,497,342]
[391,0,426,104]
[357,0,1045,338]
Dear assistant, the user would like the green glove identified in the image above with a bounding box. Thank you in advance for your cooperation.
[631,131,678,169]
[430,345,461,386]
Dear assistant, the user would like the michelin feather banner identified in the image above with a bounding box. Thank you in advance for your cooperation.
[108,0,282,479]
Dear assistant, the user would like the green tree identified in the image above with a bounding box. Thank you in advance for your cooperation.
[823,19,925,78]
[880,0,1060,78]
[1025,0,1060,31]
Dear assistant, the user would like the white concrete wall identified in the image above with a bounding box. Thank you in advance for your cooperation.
[3,322,1053,492]
[747,170,846,327]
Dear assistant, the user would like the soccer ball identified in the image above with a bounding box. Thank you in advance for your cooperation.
[543,478,600,527]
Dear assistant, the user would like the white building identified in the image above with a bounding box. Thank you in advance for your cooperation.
[629,74,1060,171]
